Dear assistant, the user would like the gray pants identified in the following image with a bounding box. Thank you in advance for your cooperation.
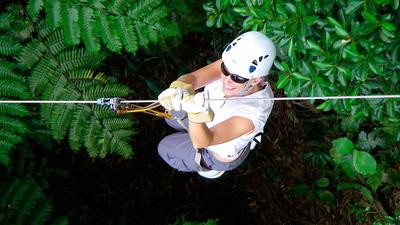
[157,111,252,172]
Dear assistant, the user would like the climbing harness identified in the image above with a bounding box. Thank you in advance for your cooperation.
[1,94,399,119]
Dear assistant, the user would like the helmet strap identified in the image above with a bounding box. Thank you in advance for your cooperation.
[238,80,253,96]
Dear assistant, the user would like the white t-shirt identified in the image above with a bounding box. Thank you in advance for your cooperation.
[204,79,274,158]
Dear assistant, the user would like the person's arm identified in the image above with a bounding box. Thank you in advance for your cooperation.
[188,116,254,149]
[177,59,222,90]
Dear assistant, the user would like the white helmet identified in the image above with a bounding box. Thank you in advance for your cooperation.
[221,31,276,79]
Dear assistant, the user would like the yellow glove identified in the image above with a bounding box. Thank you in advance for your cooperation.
[158,81,194,111]
[169,81,194,95]
[181,91,214,123]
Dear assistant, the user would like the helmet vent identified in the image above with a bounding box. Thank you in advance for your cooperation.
[264,55,269,59]
[259,56,263,62]
[249,65,256,73]
[225,45,232,52]
[252,60,258,65]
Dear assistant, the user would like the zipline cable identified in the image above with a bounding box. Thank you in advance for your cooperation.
[1,94,400,104]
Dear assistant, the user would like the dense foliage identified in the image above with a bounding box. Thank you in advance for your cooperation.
[1,0,399,224]
[204,0,399,223]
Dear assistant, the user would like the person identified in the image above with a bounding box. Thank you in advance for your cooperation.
[157,31,276,179]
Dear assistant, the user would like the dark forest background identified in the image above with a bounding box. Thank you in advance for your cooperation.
[0,0,399,225]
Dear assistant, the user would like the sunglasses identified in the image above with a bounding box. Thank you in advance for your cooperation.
[221,62,249,84]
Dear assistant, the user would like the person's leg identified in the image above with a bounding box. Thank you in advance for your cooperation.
[165,110,188,131]
[158,131,200,172]
[201,144,252,172]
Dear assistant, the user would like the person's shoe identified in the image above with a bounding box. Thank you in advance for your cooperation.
[197,170,225,179]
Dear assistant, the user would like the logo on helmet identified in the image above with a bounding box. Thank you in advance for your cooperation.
[249,55,269,73]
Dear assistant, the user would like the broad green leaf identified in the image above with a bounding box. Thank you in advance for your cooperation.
[362,11,379,24]
[341,154,356,180]
[215,14,223,28]
[317,100,332,111]
[393,0,400,9]
[307,40,322,51]
[368,61,383,75]
[233,7,249,14]
[313,61,332,70]
[317,190,334,202]
[381,22,396,32]
[284,3,296,14]
[206,14,217,27]
[290,184,309,196]
[292,72,310,81]
[360,187,374,202]
[333,137,354,154]
[277,75,290,89]
[335,25,350,38]
[353,150,377,176]
[315,177,330,188]
[327,17,342,28]
[367,172,382,192]
[303,16,318,25]
[345,1,363,15]
[288,38,294,58]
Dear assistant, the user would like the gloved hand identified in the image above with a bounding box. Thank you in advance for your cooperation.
[158,81,194,111]
[181,91,214,123]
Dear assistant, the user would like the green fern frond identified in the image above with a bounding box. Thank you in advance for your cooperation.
[110,136,132,158]
[29,58,58,96]
[0,179,21,208]
[102,117,132,131]
[115,17,138,54]
[92,105,116,118]
[0,130,22,145]
[91,0,107,10]
[45,29,69,55]
[0,59,21,81]
[30,200,52,225]
[144,5,170,23]
[40,75,69,120]
[0,104,29,117]
[127,0,161,19]
[107,0,133,14]
[153,21,180,37]
[58,48,106,72]
[83,83,130,100]
[9,179,33,211]
[68,69,95,80]
[61,3,80,45]
[50,217,69,225]
[15,184,42,225]
[49,94,79,141]
[0,79,30,99]
[94,72,110,83]
[36,20,53,39]
[79,7,100,52]
[0,143,11,166]
[9,20,35,40]
[0,12,14,30]
[0,35,22,56]
[99,130,112,158]
[113,129,136,140]
[0,114,28,134]
[135,22,150,48]
[95,11,122,52]
[84,116,102,157]
[44,0,61,28]
[27,0,44,22]
[68,105,91,151]
[17,39,46,69]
